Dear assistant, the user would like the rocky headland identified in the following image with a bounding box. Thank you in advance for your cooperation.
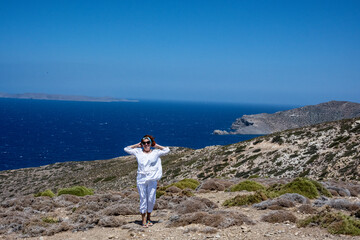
[0,116,360,239]
[214,101,360,135]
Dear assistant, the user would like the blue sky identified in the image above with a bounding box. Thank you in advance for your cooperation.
[0,0,359,105]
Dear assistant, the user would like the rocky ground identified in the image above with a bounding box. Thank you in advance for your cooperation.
[1,178,360,240]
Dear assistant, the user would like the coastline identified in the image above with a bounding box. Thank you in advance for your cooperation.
[0,92,139,103]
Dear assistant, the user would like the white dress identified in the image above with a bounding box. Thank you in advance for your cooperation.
[124,146,170,184]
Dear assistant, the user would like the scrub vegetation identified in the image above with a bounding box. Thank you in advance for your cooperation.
[298,210,360,236]
[57,186,94,197]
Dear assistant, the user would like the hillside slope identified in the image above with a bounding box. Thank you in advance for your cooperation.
[0,117,359,201]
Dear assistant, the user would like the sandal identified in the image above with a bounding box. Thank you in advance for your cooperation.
[147,220,153,226]
[142,223,148,228]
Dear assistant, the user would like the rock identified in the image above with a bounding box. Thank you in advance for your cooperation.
[213,130,230,135]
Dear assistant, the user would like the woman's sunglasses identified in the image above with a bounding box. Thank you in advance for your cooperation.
[142,141,151,145]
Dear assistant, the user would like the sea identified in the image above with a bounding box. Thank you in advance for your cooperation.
[0,98,295,171]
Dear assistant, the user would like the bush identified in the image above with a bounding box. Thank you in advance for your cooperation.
[253,198,295,210]
[57,186,94,197]
[34,189,55,198]
[271,135,283,145]
[176,197,218,214]
[98,216,126,227]
[103,176,116,182]
[298,211,360,236]
[261,210,297,223]
[167,210,254,228]
[229,180,265,192]
[223,190,268,206]
[278,178,319,199]
[298,204,317,214]
[172,179,200,190]
[253,193,309,210]
[310,180,332,197]
[42,217,59,224]
[328,199,360,211]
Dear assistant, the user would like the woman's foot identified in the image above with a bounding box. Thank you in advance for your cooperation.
[142,222,148,228]
[147,220,153,226]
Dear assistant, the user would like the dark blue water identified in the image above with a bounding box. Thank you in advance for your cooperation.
[0,98,294,171]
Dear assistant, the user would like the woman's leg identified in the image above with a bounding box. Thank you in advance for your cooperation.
[137,183,148,226]
[146,180,158,222]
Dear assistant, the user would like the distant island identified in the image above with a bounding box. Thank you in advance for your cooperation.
[214,100,360,135]
[0,92,138,102]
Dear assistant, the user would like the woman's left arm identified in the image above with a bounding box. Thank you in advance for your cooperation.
[154,143,170,156]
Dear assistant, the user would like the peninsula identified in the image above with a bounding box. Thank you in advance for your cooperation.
[214,100,360,135]
[0,92,138,102]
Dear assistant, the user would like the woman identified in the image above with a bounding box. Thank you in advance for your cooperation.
[124,135,170,227]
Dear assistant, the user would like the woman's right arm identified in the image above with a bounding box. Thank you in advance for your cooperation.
[124,142,141,155]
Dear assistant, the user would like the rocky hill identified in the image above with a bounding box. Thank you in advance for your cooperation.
[214,101,360,135]
[1,117,360,239]
[1,116,359,201]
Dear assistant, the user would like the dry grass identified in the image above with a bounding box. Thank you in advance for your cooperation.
[98,216,127,227]
[167,210,254,228]
[298,204,317,214]
[261,210,297,223]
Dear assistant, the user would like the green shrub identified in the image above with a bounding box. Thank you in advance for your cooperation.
[278,177,319,199]
[253,139,263,145]
[156,190,166,198]
[42,217,59,224]
[172,178,200,190]
[309,179,332,197]
[306,154,319,164]
[57,186,94,197]
[34,189,55,198]
[213,163,229,172]
[103,176,116,181]
[298,211,360,236]
[229,180,265,192]
[325,153,336,162]
[350,124,360,133]
[299,169,310,177]
[181,189,194,197]
[93,177,103,183]
[235,145,246,153]
[197,172,205,179]
[304,145,318,155]
[223,190,268,206]
[271,135,283,145]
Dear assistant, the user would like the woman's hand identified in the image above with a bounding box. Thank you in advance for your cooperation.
[130,142,142,148]
[154,143,165,150]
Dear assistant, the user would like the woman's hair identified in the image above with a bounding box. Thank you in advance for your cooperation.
[141,135,156,147]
